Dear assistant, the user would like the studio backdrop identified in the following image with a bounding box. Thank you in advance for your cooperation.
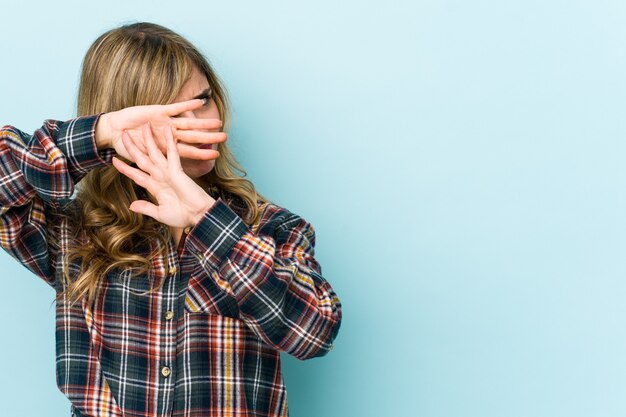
[1,1,626,416]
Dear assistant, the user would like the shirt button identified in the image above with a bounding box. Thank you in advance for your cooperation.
[169,266,177,276]
[161,366,171,377]
[184,226,192,234]
[165,310,174,321]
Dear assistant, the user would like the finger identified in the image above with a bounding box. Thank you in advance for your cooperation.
[176,142,221,160]
[122,129,158,176]
[129,200,160,221]
[112,156,156,190]
[171,118,223,130]
[143,123,168,167]
[165,125,182,170]
[121,130,146,163]
[174,130,227,145]
[164,99,204,116]
[126,130,148,154]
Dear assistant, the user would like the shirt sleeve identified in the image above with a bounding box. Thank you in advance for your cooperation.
[185,198,343,360]
[0,115,115,288]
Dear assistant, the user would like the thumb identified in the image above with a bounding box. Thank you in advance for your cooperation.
[129,200,159,221]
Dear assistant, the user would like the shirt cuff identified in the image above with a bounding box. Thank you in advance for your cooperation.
[55,114,116,175]
[185,197,250,270]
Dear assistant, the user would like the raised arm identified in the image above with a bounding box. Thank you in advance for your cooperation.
[186,201,343,360]
[0,98,225,289]
[0,115,112,288]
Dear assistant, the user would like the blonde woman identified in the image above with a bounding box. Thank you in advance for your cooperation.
[0,22,342,417]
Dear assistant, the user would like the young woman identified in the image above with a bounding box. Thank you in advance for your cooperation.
[0,22,342,417]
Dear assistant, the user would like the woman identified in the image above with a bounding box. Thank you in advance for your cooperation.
[0,22,341,417]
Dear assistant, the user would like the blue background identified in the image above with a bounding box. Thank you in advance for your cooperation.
[1,1,626,416]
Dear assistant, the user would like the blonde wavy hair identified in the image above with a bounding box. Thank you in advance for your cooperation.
[52,22,271,309]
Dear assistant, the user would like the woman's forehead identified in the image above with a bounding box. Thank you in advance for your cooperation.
[175,67,210,101]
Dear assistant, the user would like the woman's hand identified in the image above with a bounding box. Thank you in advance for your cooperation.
[111,123,216,228]
[96,98,226,161]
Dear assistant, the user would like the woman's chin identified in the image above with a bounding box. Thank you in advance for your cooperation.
[182,160,216,179]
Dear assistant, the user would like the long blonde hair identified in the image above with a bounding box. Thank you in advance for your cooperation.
[53,22,271,309]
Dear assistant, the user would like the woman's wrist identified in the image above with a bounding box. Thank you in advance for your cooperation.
[188,195,217,227]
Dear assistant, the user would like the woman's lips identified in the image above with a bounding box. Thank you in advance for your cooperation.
[198,144,214,150]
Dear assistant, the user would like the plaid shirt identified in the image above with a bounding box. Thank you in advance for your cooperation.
[0,116,342,417]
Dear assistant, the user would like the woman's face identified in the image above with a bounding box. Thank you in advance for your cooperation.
[172,66,222,181]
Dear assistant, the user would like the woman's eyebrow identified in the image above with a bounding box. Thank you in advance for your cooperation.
[192,88,212,99]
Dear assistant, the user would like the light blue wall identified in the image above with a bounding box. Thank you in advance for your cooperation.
[1,1,626,416]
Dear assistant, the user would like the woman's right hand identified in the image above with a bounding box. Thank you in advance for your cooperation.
[95,98,226,162]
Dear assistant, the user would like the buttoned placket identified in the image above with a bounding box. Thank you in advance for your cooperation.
[157,227,190,415]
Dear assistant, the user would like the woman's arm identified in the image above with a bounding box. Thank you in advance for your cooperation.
[0,115,112,288]
[185,201,343,360]
[0,98,223,289]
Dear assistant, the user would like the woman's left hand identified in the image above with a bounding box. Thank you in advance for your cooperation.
[111,123,216,228]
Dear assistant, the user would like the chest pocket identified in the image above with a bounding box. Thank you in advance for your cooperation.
[184,268,240,319]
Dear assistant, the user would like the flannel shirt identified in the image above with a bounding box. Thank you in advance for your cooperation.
[0,115,342,417]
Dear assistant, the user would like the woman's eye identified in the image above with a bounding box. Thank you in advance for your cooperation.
[199,94,212,106]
